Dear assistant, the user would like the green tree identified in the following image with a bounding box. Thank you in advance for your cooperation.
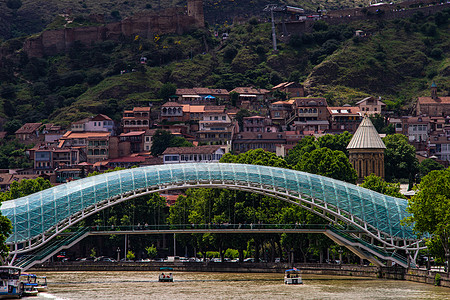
[360,174,405,198]
[145,244,158,259]
[235,109,251,132]
[126,250,135,261]
[285,136,318,166]
[229,91,239,107]
[405,168,450,273]
[0,216,12,263]
[418,158,444,181]
[383,134,419,184]
[158,83,177,101]
[3,120,22,135]
[220,148,288,169]
[317,132,353,156]
[150,129,192,156]
[294,147,357,184]
[0,177,52,202]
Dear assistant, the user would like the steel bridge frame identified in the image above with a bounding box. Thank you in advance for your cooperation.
[1,163,424,266]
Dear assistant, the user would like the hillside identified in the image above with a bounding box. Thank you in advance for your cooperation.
[0,7,448,130]
[1,0,376,39]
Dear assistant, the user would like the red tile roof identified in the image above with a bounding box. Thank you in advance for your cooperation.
[418,97,450,104]
[15,123,42,134]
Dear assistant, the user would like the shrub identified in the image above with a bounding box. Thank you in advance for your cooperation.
[6,0,22,10]
[434,273,441,286]
[430,48,443,59]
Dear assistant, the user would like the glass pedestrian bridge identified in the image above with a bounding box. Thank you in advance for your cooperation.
[1,163,419,255]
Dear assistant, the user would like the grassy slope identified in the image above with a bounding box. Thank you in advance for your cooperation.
[305,18,450,108]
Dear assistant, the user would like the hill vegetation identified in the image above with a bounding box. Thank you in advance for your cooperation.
[0,0,386,40]
[0,7,448,129]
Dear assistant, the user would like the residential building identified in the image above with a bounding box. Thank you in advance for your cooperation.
[407,116,430,142]
[327,106,362,133]
[288,97,329,133]
[182,104,205,122]
[144,129,157,152]
[232,132,286,153]
[272,82,304,98]
[231,87,270,107]
[71,114,115,134]
[29,145,83,174]
[42,124,65,143]
[242,116,276,133]
[197,106,234,145]
[428,134,450,161]
[122,107,151,133]
[15,123,43,143]
[175,88,229,104]
[119,131,145,154]
[162,145,225,164]
[59,131,118,164]
[416,82,450,117]
[161,102,184,122]
[356,96,385,115]
[269,100,294,127]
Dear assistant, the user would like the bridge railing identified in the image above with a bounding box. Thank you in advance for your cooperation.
[328,227,409,266]
[64,223,336,232]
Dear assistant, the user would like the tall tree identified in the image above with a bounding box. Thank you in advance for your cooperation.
[150,129,192,156]
[405,168,450,273]
[317,132,353,156]
[294,147,358,184]
[360,174,405,198]
[383,134,418,184]
[285,136,318,166]
[418,158,444,181]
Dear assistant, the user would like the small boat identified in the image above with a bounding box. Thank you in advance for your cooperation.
[0,266,23,299]
[284,268,303,284]
[20,273,39,296]
[158,273,173,282]
[35,275,48,292]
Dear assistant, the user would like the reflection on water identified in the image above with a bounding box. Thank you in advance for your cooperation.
[29,271,449,300]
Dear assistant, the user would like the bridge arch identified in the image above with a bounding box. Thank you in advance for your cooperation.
[1,163,418,256]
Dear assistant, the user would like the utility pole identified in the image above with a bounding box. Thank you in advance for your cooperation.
[270,7,277,52]
[264,4,279,52]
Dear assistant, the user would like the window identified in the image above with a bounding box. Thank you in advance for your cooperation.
[222,116,226,120]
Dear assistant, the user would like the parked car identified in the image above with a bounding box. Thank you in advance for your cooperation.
[243,258,255,263]
[95,256,116,262]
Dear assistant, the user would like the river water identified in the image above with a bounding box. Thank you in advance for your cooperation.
[31,271,449,300]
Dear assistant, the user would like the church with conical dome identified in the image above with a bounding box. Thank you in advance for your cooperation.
[347,116,386,182]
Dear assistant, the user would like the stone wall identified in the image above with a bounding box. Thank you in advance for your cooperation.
[22,3,204,58]
[31,262,450,288]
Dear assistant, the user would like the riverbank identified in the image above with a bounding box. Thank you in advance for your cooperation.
[30,261,450,288]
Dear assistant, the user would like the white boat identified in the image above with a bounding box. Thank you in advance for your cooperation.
[284,268,303,284]
[35,276,48,292]
[0,266,23,299]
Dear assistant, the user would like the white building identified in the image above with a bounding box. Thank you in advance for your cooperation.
[162,145,225,164]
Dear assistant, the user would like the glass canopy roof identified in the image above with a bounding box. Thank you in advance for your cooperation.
[0,163,414,243]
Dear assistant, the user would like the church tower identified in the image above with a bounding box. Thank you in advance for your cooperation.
[187,0,205,28]
[431,82,438,100]
[347,116,386,182]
